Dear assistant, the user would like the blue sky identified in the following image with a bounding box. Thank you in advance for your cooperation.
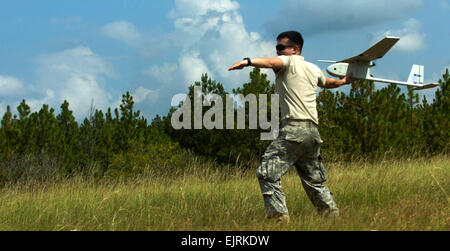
[1,0,449,121]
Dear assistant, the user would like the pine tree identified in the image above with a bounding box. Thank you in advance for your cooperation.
[422,68,450,154]
[56,100,80,172]
[116,92,141,152]
[16,100,32,155]
[1,105,19,160]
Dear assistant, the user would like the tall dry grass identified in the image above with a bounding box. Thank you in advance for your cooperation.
[0,155,448,231]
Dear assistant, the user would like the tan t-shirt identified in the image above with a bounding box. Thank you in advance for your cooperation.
[276,55,326,126]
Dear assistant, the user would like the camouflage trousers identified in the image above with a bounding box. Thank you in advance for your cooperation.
[256,120,338,217]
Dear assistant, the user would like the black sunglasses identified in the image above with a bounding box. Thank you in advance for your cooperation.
[276,44,295,51]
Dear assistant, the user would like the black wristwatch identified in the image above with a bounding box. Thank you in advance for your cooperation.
[243,57,252,66]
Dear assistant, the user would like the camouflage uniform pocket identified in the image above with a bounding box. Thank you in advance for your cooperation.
[317,155,327,182]
[256,139,292,183]
[282,124,309,143]
[296,155,327,184]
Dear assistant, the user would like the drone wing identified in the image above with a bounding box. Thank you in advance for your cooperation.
[340,37,400,64]
[413,83,440,90]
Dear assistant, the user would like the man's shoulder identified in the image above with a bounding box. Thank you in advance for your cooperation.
[303,60,321,70]
[290,56,320,69]
[277,55,292,69]
[304,60,326,76]
[303,59,326,84]
[280,55,324,74]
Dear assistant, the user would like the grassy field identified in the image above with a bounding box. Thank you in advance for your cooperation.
[0,155,448,231]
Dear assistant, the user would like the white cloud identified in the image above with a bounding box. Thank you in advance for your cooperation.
[154,0,275,90]
[132,87,159,104]
[31,46,114,119]
[102,0,275,95]
[0,75,25,98]
[372,18,426,52]
[441,1,449,8]
[179,52,213,87]
[103,0,277,112]
[144,63,178,84]
[0,76,28,118]
[61,74,109,113]
[107,84,159,111]
[0,47,117,120]
[265,0,423,36]
[168,0,240,18]
[101,21,142,47]
[396,33,426,52]
[37,46,112,77]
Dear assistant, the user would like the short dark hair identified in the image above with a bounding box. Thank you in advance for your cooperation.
[277,31,304,51]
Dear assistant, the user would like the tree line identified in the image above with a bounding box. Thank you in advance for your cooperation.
[1,68,448,182]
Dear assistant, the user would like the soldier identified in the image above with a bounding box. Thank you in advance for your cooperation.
[228,31,354,223]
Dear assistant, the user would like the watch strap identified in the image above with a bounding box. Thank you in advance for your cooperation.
[243,57,252,66]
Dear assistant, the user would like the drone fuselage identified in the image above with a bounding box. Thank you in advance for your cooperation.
[327,62,372,80]
[327,62,420,87]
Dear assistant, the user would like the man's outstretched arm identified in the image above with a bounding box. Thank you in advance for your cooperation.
[228,58,283,71]
[319,74,354,89]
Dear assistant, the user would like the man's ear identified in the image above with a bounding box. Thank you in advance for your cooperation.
[294,45,301,55]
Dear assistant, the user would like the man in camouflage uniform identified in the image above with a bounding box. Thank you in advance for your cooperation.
[229,31,353,222]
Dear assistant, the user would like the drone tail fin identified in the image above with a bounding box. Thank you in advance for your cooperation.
[407,64,424,85]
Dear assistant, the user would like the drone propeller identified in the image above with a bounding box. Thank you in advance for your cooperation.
[317,60,338,63]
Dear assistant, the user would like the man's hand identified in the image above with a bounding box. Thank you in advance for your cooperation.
[342,73,355,85]
[228,60,248,71]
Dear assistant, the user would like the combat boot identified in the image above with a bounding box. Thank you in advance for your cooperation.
[320,208,339,218]
[268,213,290,224]
[276,214,290,224]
